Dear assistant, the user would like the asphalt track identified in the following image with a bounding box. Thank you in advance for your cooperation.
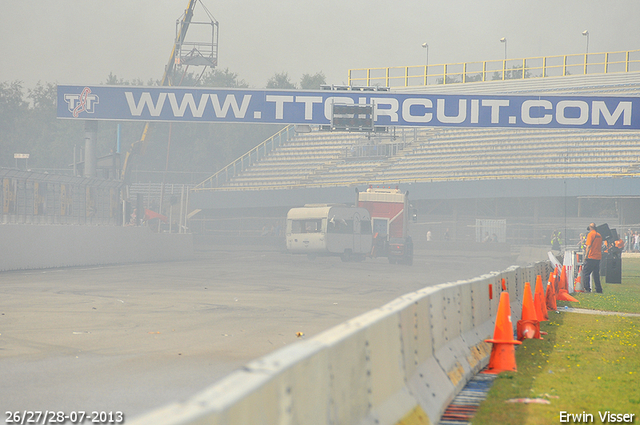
[0,244,519,420]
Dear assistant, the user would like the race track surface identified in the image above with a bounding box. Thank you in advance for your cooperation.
[0,245,518,418]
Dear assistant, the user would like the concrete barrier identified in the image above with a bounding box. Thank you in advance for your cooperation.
[0,224,193,272]
[503,267,522,324]
[132,261,548,425]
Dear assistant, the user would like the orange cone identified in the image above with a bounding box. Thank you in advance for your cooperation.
[547,270,556,291]
[536,274,544,292]
[552,266,560,294]
[501,278,507,291]
[521,283,538,321]
[546,282,557,312]
[517,282,542,340]
[574,265,584,292]
[559,266,568,291]
[484,292,522,373]
[534,277,548,322]
[556,265,579,302]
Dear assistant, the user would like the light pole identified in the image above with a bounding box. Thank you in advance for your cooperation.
[421,42,429,85]
[500,37,507,80]
[582,30,589,74]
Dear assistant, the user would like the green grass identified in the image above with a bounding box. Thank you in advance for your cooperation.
[556,258,640,313]
[473,258,640,425]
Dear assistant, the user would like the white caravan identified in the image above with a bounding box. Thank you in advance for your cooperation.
[286,204,373,261]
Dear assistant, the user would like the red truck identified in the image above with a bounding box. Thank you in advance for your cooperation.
[356,186,414,265]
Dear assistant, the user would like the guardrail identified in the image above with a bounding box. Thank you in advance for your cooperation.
[348,49,640,88]
[189,171,639,192]
[193,125,294,190]
[131,260,551,425]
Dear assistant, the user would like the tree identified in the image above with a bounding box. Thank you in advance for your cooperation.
[0,81,28,125]
[491,65,532,81]
[464,73,483,83]
[300,72,326,89]
[0,81,30,167]
[26,82,75,169]
[0,66,298,178]
[105,72,146,86]
[436,76,461,85]
[505,65,530,80]
[266,72,296,89]
[201,68,249,88]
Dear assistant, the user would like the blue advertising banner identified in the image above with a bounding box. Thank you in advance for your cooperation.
[57,85,640,130]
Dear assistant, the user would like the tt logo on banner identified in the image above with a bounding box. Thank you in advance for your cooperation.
[64,87,100,118]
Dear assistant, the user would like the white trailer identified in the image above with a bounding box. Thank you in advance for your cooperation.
[286,204,373,261]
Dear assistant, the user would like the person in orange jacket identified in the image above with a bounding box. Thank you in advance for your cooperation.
[582,223,603,293]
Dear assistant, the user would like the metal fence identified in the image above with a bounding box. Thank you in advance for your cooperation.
[476,218,507,243]
[1,168,122,225]
[348,49,640,88]
[193,125,294,190]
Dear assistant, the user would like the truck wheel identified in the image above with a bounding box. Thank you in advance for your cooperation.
[341,250,352,262]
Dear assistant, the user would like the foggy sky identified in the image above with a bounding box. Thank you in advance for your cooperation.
[2,0,640,89]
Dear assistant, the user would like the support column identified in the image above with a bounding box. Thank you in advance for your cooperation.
[533,200,540,244]
[84,120,98,178]
[452,200,459,241]
[577,198,582,218]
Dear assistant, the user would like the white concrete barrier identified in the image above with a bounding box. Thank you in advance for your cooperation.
[132,261,549,425]
[503,266,523,324]
[0,224,193,272]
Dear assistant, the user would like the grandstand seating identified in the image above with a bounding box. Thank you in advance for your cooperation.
[208,72,640,189]
[222,125,640,188]
[227,132,369,187]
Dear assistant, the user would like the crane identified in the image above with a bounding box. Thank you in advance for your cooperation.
[120,0,218,183]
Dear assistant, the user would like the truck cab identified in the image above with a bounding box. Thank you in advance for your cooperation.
[357,187,413,265]
[387,236,414,265]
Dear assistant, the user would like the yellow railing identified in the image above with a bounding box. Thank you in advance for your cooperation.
[192,125,293,190]
[348,49,640,88]
[191,172,640,192]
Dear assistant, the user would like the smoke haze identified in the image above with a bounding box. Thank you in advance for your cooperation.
[2,0,639,88]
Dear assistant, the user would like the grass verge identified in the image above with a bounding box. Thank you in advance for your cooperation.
[556,257,640,313]
[472,258,640,425]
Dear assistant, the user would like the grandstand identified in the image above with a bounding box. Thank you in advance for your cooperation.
[205,125,640,189]
[192,68,640,192]
[223,130,413,188]
[191,52,640,244]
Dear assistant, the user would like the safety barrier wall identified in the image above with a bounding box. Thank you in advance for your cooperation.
[0,225,194,272]
[132,260,551,425]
